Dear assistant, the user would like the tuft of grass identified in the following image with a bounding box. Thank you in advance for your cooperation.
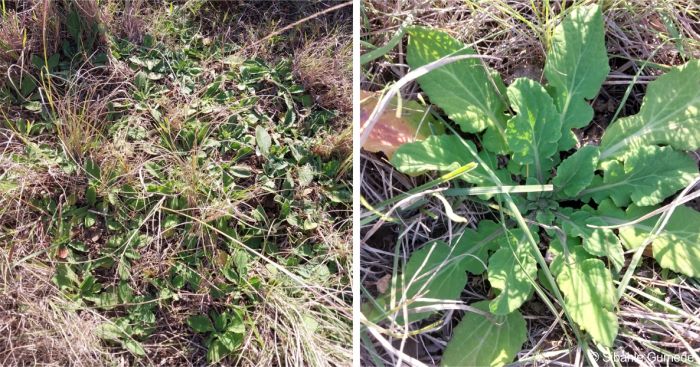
[0,257,116,366]
[293,28,352,114]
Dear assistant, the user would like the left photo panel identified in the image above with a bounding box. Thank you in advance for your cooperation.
[0,1,353,366]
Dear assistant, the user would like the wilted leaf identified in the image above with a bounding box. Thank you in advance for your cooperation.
[360,90,442,158]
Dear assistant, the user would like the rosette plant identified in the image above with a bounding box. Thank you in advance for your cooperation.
[363,5,700,366]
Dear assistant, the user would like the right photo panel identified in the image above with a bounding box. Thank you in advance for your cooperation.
[359,1,700,366]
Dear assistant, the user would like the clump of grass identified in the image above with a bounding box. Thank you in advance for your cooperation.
[0,11,24,67]
[0,259,115,366]
[51,77,118,162]
[102,0,147,44]
[293,29,352,114]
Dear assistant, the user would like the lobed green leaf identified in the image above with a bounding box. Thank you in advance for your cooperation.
[544,4,609,151]
[560,210,624,273]
[581,145,697,207]
[596,201,700,277]
[599,60,700,160]
[406,26,509,153]
[391,135,514,190]
[488,233,537,315]
[441,300,526,367]
[452,220,504,275]
[505,78,562,181]
[557,258,618,347]
[552,145,599,198]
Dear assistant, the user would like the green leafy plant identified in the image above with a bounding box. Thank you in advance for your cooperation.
[187,308,247,363]
[365,4,700,365]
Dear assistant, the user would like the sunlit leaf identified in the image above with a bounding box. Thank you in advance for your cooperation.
[442,300,526,367]
[407,26,509,153]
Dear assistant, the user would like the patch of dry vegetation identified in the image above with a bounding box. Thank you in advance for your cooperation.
[360,0,700,365]
[2,1,352,365]
[294,31,352,114]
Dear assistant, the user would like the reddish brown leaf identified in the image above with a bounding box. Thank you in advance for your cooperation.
[57,247,69,259]
[360,90,442,159]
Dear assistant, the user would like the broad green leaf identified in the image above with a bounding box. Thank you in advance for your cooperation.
[452,220,504,275]
[557,258,618,347]
[86,185,97,206]
[469,149,514,187]
[406,26,508,153]
[255,126,271,157]
[599,60,700,160]
[366,241,467,324]
[218,331,243,351]
[547,238,590,277]
[226,308,246,334]
[391,135,468,175]
[441,300,526,367]
[552,145,600,198]
[53,263,80,290]
[391,135,510,187]
[580,145,697,207]
[212,311,227,332]
[207,339,228,363]
[505,78,562,181]
[95,323,124,341]
[84,159,101,181]
[560,211,624,272]
[187,315,215,333]
[393,241,466,323]
[488,242,537,315]
[597,202,700,277]
[544,5,609,151]
[124,339,146,357]
[20,74,36,97]
[540,238,591,295]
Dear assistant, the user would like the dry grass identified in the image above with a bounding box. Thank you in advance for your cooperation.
[0,259,116,366]
[51,68,130,161]
[102,0,148,44]
[362,0,700,121]
[294,30,352,114]
[2,1,352,365]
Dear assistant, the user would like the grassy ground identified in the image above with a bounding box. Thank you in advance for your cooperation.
[360,0,700,366]
[1,1,351,365]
